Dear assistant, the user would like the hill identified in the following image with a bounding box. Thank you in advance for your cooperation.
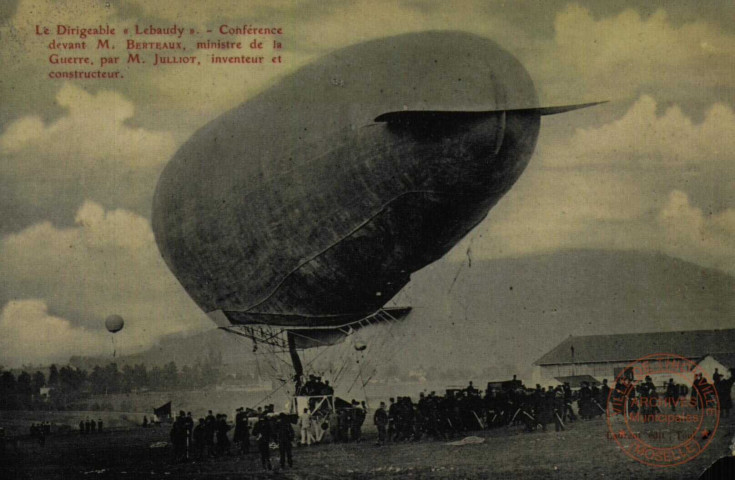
[72,249,735,382]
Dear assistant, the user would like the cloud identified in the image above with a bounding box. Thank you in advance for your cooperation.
[0,201,210,366]
[553,5,735,100]
[0,83,176,167]
[446,96,735,275]
[0,83,177,230]
[455,164,648,259]
[459,181,735,275]
[656,190,735,271]
[542,95,735,167]
[0,300,108,366]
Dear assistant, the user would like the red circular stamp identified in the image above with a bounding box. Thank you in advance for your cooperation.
[605,353,720,468]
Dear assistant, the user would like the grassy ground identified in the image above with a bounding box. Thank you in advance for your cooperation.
[2,414,733,479]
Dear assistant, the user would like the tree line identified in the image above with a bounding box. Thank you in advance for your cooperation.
[0,358,224,411]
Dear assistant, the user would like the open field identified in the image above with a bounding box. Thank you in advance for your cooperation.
[2,412,733,479]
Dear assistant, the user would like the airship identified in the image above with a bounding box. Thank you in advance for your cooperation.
[152,31,601,377]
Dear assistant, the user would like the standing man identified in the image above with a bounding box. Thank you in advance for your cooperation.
[562,383,577,422]
[277,413,295,469]
[715,368,734,418]
[690,373,702,409]
[252,415,273,470]
[578,382,592,420]
[356,401,368,442]
[234,407,250,454]
[192,418,206,460]
[349,400,365,442]
[216,414,231,455]
[204,410,216,457]
[298,407,313,446]
[170,411,187,462]
[599,379,610,405]
[184,412,194,449]
[665,378,679,412]
[374,402,388,446]
[387,398,398,442]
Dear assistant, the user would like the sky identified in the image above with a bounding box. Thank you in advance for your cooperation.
[0,0,733,367]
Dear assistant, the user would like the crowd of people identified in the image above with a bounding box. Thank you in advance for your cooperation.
[78,418,103,434]
[161,367,734,470]
[607,367,735,420]
[164,378,610,468]
[168,406,296,470]
[371,379,607,443]
[29,422,52,446]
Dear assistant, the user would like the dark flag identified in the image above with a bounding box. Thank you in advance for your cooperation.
[154,401,172,421]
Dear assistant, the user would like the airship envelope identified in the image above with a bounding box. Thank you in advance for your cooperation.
[152,31,602,344]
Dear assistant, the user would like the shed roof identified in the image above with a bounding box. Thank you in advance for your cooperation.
[535,329,735,366]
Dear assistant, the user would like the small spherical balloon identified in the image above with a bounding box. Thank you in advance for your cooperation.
[105,315,124,333]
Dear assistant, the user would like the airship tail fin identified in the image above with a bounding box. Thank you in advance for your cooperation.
[535,101,608,116]
[374,101,607,123]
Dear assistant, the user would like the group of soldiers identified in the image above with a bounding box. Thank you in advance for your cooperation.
[166,398,371,470]
[78,418,103,435]
[372,370,735,441]
[29,422,52,446]
[168,406,297,470]
[608,367,735,419]
[324,400,368,443]
[371,379,609,443]
[170,409,245,462]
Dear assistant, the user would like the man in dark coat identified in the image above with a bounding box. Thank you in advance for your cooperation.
[538,389,554,432]
[170,412,188,462]
[691,373,704,409]
[578,382,592,419]
[599,379,611,405]
[277,413,295,469]
[350,400,366,442]
[204,410,216,456]
[216,414,231,455]
[374,402,388,445]
[387,398,398,442]
[715,368,734,418]
[184,412,193,445]
[252,415,273,470]
[234,408,250,454]
[665,378,679,412]
[192,418,206,460]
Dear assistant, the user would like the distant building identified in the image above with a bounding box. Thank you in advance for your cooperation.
[533,329,735,387]
[38,386,53,401]
[697,354,735,380]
